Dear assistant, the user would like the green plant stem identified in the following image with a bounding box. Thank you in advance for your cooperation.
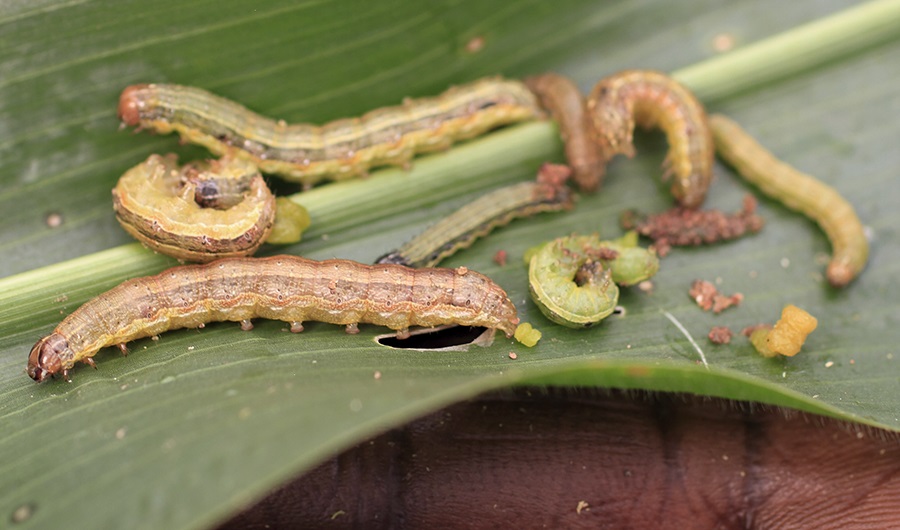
[291,123,558,236]
[673,0,900,100]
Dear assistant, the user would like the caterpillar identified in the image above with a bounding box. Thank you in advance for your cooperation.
[587,70,714,209]
[376,163,574,268]
[708,114,869,287]
[112,155,310,262]
[118,78,544,186]
[528,233,659,328]
[27,256,520,382]
[524,73,604,192]
[112,154,277,262]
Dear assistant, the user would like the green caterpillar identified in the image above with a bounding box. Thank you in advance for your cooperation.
[528,233,659,328]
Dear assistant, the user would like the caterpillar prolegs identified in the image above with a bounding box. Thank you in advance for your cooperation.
[28,256,519,382]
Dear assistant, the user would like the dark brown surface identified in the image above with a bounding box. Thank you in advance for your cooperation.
[218,388,900,529]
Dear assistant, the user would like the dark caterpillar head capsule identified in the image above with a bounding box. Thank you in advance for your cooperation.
[27,333,71,382]
[374,252,412,267]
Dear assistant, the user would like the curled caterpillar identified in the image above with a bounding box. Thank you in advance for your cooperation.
[709,114,869,287]
[524,73,604,192]
[528,233,659,328]
[118,78,544,186]
[587,70,714,208]
[112,154,278,262]
[376,163,574,268]
[27,256,519,382]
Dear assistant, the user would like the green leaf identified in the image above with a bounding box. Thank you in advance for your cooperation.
[2,1,899,529]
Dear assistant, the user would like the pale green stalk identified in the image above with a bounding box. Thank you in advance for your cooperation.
[673,0,900,100]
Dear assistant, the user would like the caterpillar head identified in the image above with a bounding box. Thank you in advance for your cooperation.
[486,290,520,339]
[27,333,71,382]
[589,104,635,159]
[117,84,150,127]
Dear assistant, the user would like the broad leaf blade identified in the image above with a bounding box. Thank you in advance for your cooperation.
[1,1,898,529]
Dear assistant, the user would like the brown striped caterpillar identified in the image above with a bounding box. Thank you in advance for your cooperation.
[528,233,659,328]
[112,155,277,262]
[118,78,544,186]
[587,70,714,209]
[709,114,869,287]
[376,163,574,268]
[27,256,519,382]
[524,73,604,192]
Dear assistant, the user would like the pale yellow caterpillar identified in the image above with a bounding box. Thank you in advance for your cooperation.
[587,70,714,208]
[112,154,276,262]
[112,155,310,262]
[27,256,519,382]
[709,114,869,287]
[376,163,574,268]
[118,78,544,186]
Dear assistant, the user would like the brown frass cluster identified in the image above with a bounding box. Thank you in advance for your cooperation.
[621,195,764,256]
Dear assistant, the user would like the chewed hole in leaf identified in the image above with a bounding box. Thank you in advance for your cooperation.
[376,325,491,350]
